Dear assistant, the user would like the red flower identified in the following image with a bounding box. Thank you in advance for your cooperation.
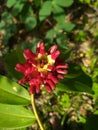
[15,42,68,94]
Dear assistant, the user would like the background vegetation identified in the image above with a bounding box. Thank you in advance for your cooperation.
[0,0,98,130]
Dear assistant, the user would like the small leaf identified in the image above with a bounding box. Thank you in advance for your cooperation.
[53,4,65,23]
[53,0,74,7]
[2,12,12,24]
[56,64,93,94]
[39,1,52,21]
[56,33,67,49]
[25,16,37,31]
[0,75,30,105]
[20,6,37,30]
[11,1,25,16]
[46,29,56,42]
[6,0,17,8]
[59,93,70,108]
[56,22,75,32]
[0,22,5,29]
[0,103,35,129]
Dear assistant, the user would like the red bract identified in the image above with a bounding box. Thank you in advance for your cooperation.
[15,42,68,94]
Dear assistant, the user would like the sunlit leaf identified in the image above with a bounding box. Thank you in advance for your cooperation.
[46,29,55,42]
[53,4,65,23]
[53,0,74,7]
[0,103,35,129]
[6,0,17,8]
[0,75,30,105]
[56,22,75,32]
[39,1,52,21]
[0,22,5,29]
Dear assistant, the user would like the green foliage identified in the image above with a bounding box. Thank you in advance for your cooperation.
[59,93,70,108]
[20,6,37,31]
[0,12,17,45]
[79,0,91,4]
[84,114,98,130]
[39,1,52,21]
[6,0,18,8]
[0,0,75,45]
[24,16,37,31]
[9,1,25,16]
[53,0,73,7]
[0,75,30,105]
[75,30,87,42]
[56,22,75,32]
[0,103,35,129]
[0,0,98,129]
[4,46,24,79]
[56,64,93,94]
[53,4,65,23]
[94,2,98,7]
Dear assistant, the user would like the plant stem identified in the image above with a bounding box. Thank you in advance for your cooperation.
[31,94,44,130]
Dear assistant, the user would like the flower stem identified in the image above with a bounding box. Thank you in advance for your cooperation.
[31,94,44,130]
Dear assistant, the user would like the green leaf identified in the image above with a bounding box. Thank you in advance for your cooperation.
[53,0,74,7]
[56,82,74,92]
[25,16,37,31]
[4,46,25,79]
[56,64,93,94]
[2,12,13,24]
[74,81,92,93]
[92,82,98,106]
[20,6,37,30]
[46,29,56,42]
[0,103,35,129]
[39,1,52,21]
[0,75,30,105]
[6,0,17,8]
[56,33,67,49]
[56,22,75,32]
[11,1,25,16]
[0,22,5,29]
[34,0,41,6]
[53,4,65,23]
[59,47,72,60]
[84,114,98,130]
[59,93,70,108]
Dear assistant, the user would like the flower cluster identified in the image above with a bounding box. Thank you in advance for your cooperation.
[15,42,68,94]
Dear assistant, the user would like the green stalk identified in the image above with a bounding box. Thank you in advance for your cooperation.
[31,94,44,130]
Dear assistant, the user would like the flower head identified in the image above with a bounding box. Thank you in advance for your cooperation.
[15,42,68,94]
